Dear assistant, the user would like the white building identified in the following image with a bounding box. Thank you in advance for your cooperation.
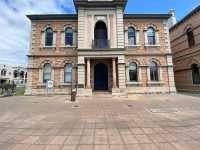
[0,64,27,87]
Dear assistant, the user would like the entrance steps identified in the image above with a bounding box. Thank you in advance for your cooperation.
[76,90,128,100]
[93,91,113,98]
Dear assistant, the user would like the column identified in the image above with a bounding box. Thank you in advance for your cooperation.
[86,58,91,88]
[112,58,117,88]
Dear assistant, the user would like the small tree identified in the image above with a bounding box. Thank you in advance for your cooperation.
[1,82,16,97]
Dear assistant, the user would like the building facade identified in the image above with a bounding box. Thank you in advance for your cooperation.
[0,64,27,87]
[170,5,200,93]
[25,0,176,96]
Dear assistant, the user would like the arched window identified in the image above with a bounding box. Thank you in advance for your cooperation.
[150,62,159,81]
[147,27,156,45]
[45,27,53,46]
[191,64,200,84]
[129,62,138,82]
[1,69,6,76]
[64,64,72,83]
[94,21,108,48]
[65,27,73,46]
[128,27,136,45]
[43,63,52,83]
[187,28,195,47]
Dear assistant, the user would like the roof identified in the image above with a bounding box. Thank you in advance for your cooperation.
[27,13,171,21]
[27,14,78,20]
[124,14,171,19]
[73,0,127,11]
[170,5,200,30]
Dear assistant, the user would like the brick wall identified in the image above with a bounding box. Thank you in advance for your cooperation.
[26,16,175,95]
[170,8,200,92]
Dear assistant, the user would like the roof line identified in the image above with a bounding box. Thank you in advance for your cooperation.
[170,5,200,30]
[27,13,171,20]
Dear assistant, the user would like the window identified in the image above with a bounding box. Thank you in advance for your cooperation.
[129,62,138,82]
[20,71,24,78]
[45,27,53,46]
[150,62,159,81]
[1,69,6,76]
[94,21,108,48]
[187,28,195,47]
[128,27,136,45]
[13,70,18,78]
[191,64,200,84]
[64,64,72,83]
[147,27,156,45]
[65,28,73,46]
[43,63,52,83]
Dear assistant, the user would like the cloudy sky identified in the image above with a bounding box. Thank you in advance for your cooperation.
[0,0,199,65]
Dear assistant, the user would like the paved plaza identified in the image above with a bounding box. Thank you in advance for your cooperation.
[1,94,200,150]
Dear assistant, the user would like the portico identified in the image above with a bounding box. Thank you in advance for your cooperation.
[86,58,117,91]
[77,55,126,96]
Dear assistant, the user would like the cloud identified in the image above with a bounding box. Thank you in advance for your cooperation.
[0,0,74,65]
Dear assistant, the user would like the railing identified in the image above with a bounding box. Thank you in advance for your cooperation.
[92,39,110,49]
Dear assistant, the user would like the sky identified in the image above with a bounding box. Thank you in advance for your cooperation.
[0,0,199,65]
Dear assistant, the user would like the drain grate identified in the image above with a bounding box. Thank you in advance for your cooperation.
[127,104,133,107]
[72,105,80,108]
[148,108,178,113]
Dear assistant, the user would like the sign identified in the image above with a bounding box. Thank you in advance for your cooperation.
[96,16,106,21]
[46,80,54,88]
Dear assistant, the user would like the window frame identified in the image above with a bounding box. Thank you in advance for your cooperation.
[1,69,7,76]
[150,61,159,81]
[191,64,200,85]
[129,62,138,82]
[65,27,73,46]
[64,64,72,83]
[13,70,18,78]
[186,28,195,48]
[45,27,53,46]
[147,27,156,45]
[128,27,136,46]
[43,63,52,83]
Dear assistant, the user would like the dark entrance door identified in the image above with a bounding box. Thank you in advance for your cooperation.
[94,63,108,90]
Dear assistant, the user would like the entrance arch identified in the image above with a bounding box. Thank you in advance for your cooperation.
[94,21,108,48]
[94,63,108,90]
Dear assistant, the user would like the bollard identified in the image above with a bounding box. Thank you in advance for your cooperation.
[71,89,76,102]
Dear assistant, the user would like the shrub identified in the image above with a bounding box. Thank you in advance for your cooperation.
[1,83,16,97]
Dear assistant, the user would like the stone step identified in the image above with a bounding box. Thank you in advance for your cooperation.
[93,91,112,98]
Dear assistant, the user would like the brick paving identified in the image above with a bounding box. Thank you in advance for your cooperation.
[0,94,200,150]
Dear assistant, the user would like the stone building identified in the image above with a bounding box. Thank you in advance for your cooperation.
[170,5,200,93]
[0,64,27,87]
[25,0,176,96]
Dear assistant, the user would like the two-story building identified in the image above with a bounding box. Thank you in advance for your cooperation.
[170,5,200,93]
[25,0,176,97]
[0,64,27,87]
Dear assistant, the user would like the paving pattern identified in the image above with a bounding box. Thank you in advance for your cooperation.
[0,94,200,150]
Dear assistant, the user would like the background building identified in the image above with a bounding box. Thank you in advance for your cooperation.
[25,0,176,96]
[0,64,27,87]
[170,5,200,93]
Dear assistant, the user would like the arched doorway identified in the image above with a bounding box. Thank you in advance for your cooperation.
[94,21,108,48]
[94,63,108,90]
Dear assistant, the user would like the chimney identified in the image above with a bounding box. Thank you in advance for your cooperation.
[168,9,177,28]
